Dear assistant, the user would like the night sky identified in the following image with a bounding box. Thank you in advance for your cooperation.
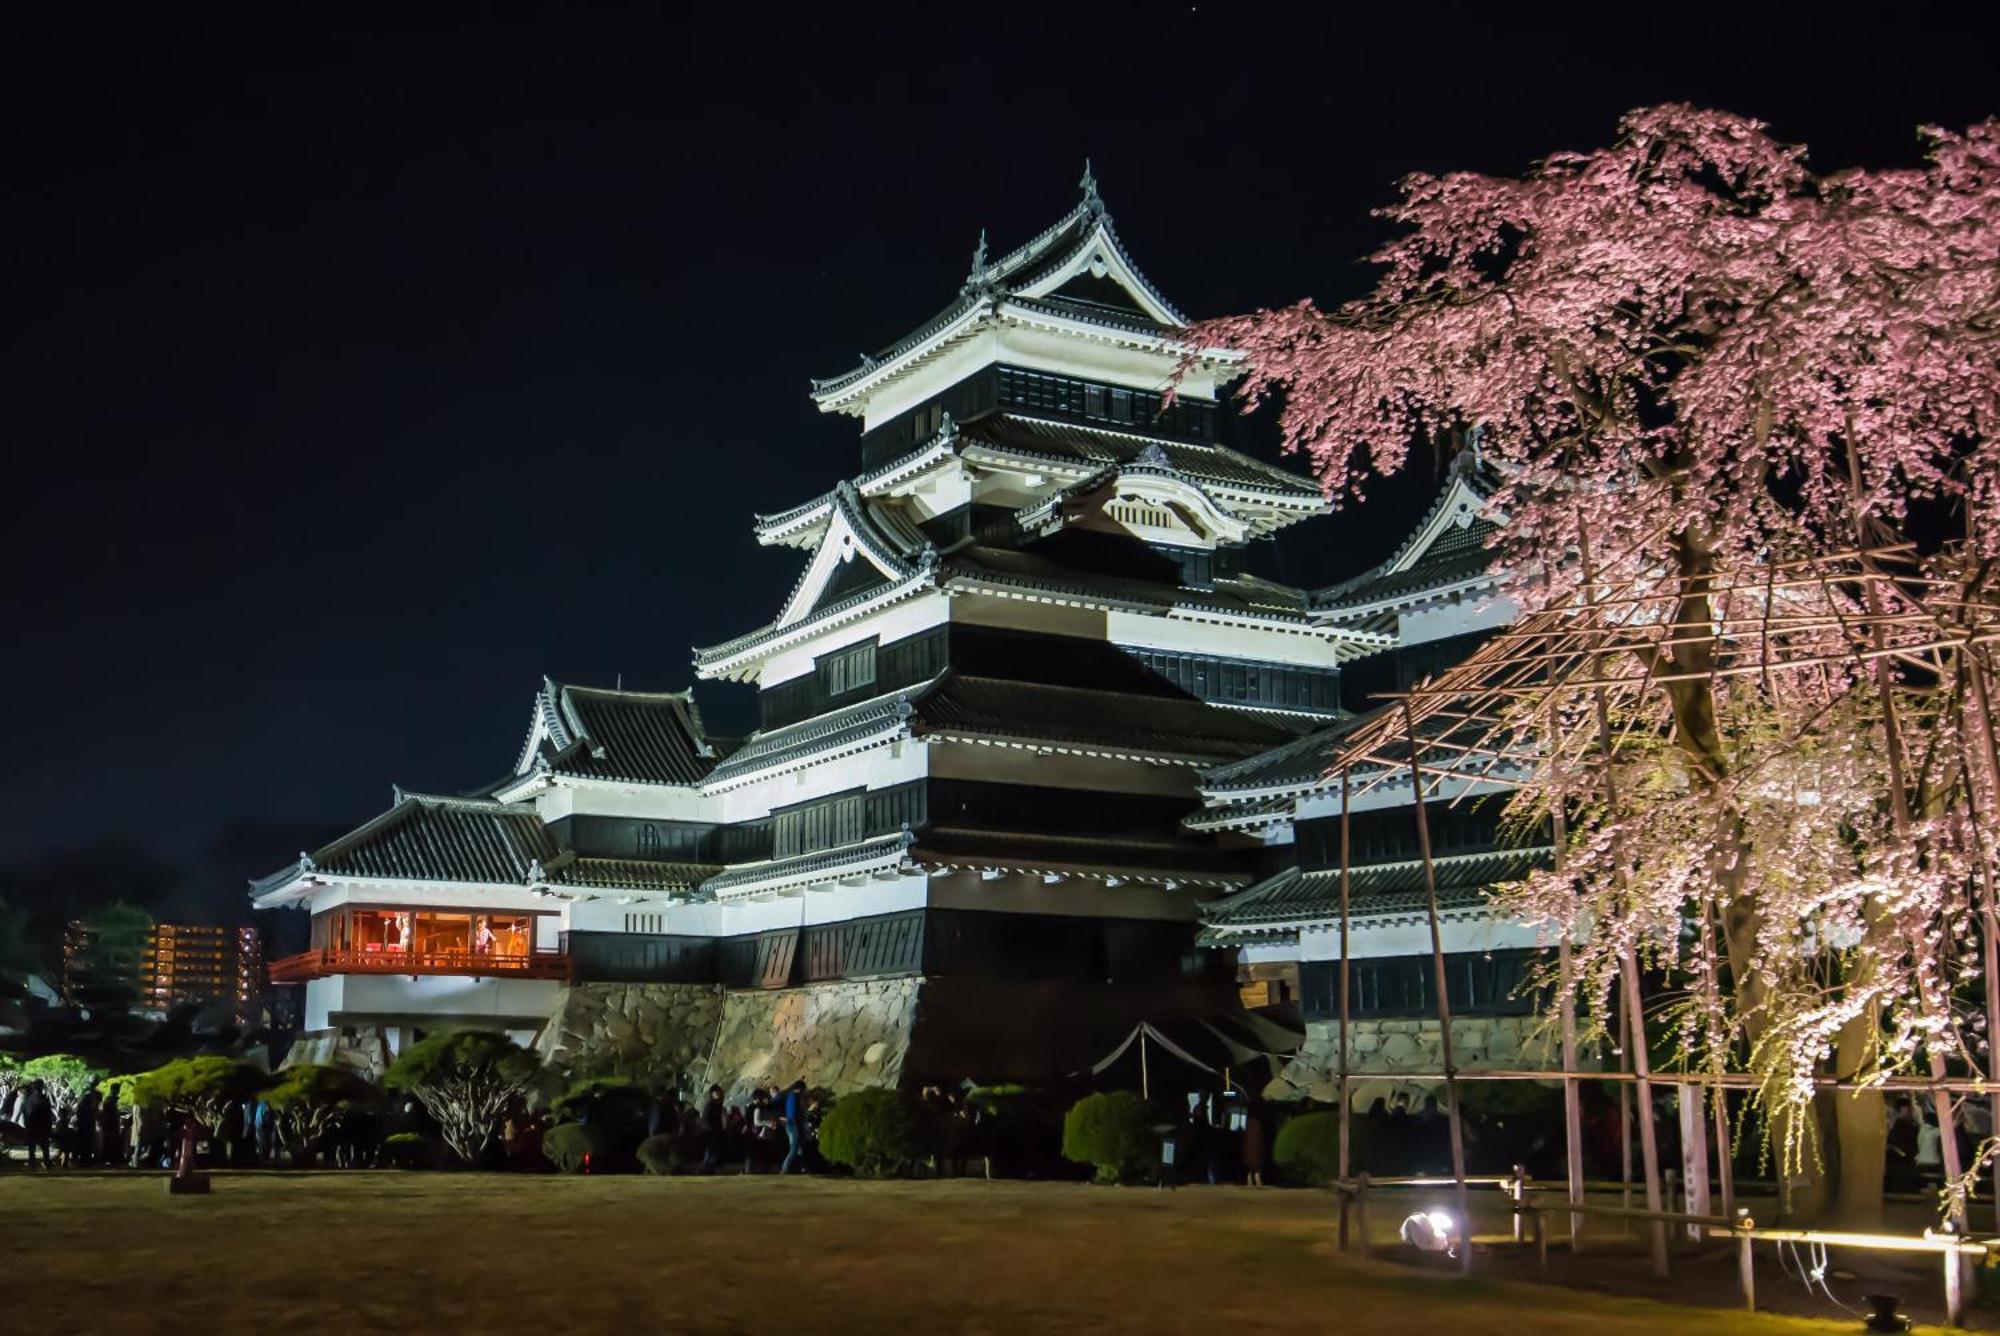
[5,6,1993,916]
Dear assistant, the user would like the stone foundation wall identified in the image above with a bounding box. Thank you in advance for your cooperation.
[1267,1015,1584,1107]
[507,972,1249,1103]
[534,983,727,1089]
[703,978,920,1103]
[282,1026,396,1083]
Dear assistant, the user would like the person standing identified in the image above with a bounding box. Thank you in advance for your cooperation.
[1241,1104,1268,1188]
[20,1081,54,1169]
[98,1089,123,1168]
[779,1080,808,1175]
[1916,1106,1945,1186]
[700,1084,725,1174]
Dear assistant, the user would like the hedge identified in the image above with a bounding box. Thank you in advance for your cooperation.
[636,1133,694,1176]
[1061,1091,1159,1185]
[818,1087,929,1177]
[1272,1111,1344,1186]
[543,1121,610,1174]
[383,1132,445,1170]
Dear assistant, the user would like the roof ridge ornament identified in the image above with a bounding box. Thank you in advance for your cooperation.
[961,229,998,297]
[1080,159,1105,217]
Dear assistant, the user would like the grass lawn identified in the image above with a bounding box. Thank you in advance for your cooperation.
[0,1172,1865,1334]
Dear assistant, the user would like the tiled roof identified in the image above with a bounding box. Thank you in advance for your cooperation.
[1314,460,1501,615]
[701,831,916,897]
[520,679,716,786]
[914,674,1298,763]
[252,793,560,897]
[705,670,1303,792]
[1199,709,1379,795]
[702,692,920,788]
[960,414,1322,501]
[811,185,1185,399]
[1200,847,1551,929]
[553,858,717,895]
[941,546,1319,625]
[916,827,1250,888]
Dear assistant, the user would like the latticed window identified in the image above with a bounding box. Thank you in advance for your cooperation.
[819,640,877,697]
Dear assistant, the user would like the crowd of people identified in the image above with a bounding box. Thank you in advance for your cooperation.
[0,1077,278,1170]
[20,1070,1963,1193]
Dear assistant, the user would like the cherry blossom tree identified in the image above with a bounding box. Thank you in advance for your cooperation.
[1194,106,2000,1223]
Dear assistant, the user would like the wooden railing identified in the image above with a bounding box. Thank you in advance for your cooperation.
[267,947,570,984]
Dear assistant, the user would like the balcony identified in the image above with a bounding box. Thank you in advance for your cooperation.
[268,947,570,984]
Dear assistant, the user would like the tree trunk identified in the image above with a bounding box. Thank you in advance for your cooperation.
[1831,1011,1888,1224]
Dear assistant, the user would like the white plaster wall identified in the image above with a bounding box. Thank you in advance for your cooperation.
[1398,592,1519,646]
[927,740,1197,796]
[751,591,951,687]
[927,868,1198,921]
[1295,912,1551,961]
[1294,772,1521,821]
[535,780,716,824]
[300,881,554,915]
[1107,608,1364,667]
[306,973,563,1031]
[857,323,1210,430]
[705,736,931,812]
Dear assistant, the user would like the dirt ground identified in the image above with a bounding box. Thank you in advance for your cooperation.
[0,1171,1958,1334]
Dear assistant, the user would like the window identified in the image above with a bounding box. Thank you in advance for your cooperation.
[819,640,877,697]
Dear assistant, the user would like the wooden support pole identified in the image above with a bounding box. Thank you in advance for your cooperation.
[1679,1086,1710,1241]
[1737,1228,1756,1312]
[1619,1056,1633,1232]
[1621,953,1671,1277]
[1713,1086,1736,1219]
[1552,770,1586,1249]
[1945,1234,1966,1327]
[1961,660,2000,1235]
[1401,700,1474,1276]
[1337,766,1354,1250]
[1572,527,1664,1275]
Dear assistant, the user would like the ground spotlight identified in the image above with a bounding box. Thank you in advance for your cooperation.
[1400,1208,1458,1256]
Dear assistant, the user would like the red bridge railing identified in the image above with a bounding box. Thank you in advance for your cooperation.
[267,947,570,984]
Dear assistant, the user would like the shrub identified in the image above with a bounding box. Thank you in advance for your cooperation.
[1272,1110,1345,1186]
[384,1031,542,1165]
[263,1063,377,1165]
[818,1087,930,1177]
[543,1121,609,1174]
[127,1056,268,1132]
[383,1131,444,1170]
[965,1084,1065,1179]
[636,1133,692,1176]
[22,1054,110,1120]
[1061,1091,1160,1185]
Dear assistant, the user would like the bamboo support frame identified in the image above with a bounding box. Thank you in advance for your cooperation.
[1304,522,2000,1316]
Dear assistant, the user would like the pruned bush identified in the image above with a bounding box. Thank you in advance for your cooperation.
[383,1031,542,1166]
[1062,1091,1160,1185]
[383,1131,444,1170]
[262,1063,376,1166]
[543,1121,609,1174]
[1272,1110,1344,1186]
[818,1087,929,1177]
[965,1083,1064,1179]
[128,1056,268,1132]
[636,1133,693,1176]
